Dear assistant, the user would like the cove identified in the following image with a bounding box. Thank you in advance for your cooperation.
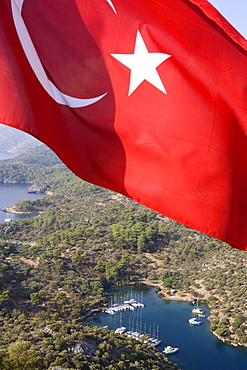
[0,182,45,224]
[86,285,247,370]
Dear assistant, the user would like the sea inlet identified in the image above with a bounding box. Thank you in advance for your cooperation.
[86,285,247,370]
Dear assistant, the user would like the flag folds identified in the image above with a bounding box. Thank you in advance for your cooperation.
[0,0,247,250]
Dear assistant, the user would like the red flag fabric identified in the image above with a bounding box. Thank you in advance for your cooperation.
[0,0,247,250]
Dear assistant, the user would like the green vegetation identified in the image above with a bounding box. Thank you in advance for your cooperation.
[0,146,180,369]
[0,319,178,370]
[0,145,246,368]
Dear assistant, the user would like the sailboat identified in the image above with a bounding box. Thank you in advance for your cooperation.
[192,299,204,316]
[115,311,126,334]
[145,323,161,346]
[4,211,12,222]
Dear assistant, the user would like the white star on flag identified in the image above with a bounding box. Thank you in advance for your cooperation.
[111,30,171,96]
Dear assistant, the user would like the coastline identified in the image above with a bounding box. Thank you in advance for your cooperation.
[1,187,51,215]
[0,180,244,349]
[3,206,36,214]
[136,279,246,348]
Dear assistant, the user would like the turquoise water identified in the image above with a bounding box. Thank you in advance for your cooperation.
[0,182,45,223]
[86,286,247,370]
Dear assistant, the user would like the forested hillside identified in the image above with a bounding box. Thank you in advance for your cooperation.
[0,147,180,370]
[0,125,39,154]
[0,146,246,369]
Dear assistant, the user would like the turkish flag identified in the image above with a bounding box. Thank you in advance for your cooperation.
[0,0,247,250]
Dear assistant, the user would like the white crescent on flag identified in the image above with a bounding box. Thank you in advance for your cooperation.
[105,0,117,14]
[11,0,107,108]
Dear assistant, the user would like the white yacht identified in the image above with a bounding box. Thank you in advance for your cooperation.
[146,337,161,346]
[189,317,201,325]
[163,346,179,354]
[124,298,144,307]
[115,326,126,334]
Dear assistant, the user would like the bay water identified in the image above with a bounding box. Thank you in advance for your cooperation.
[0,182,45,223]
[86,285,247,370]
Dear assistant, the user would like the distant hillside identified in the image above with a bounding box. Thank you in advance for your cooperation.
[0,124,40,154]
[8,144,63,166]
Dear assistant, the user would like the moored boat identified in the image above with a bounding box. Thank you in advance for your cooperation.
[163,345,179,354]
[147,337,161,346]
[192,307,204,315]
[189,317,201,325]
[192,299,204,316]
[124,298,144,307]
[115,326,126,334]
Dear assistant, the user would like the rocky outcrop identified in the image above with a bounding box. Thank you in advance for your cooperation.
[27,183,47,193]
[69,340,98,356]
